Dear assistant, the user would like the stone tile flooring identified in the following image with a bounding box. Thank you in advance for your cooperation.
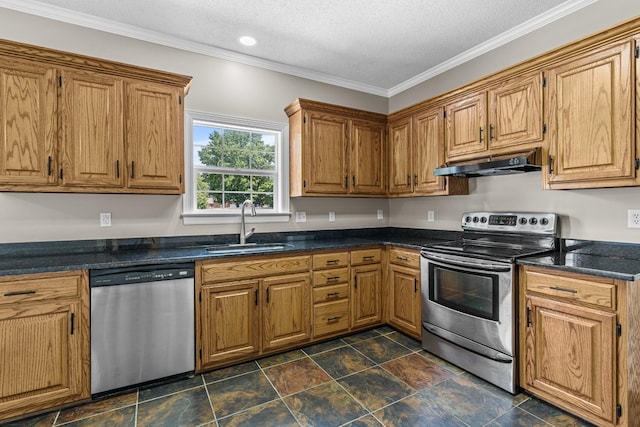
[6,326,595,427]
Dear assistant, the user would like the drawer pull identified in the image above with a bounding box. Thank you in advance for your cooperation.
[326,259,340,265]
[327,292,340,297]
[549,286,578,294]
[363,255,374,260]
[327,276,340,281]
[396,256,409,261]
[327,316,341,322]
[4,290,37,297]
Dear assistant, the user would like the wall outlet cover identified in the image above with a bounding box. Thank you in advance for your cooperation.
[427,211,435,222]
[295,211,307,223]
[628,209,640,228]
[100,212,112,227]
[377,209,383,220]
[329,212,336,222]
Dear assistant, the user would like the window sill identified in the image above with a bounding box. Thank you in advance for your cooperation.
[181,212,292,225]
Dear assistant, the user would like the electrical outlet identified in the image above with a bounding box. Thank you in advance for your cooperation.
[100,212,112,227]
[427,211,435,222]
[329,212,336,222]
[295,211,307,223]
[377,209,383,220]
[628,209,640,228]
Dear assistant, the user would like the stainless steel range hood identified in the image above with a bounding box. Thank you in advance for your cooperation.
[434,148,542,178]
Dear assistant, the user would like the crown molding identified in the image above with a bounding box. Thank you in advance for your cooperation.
[1,0,597,98]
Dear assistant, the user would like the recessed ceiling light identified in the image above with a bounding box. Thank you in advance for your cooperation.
[239,36,256,47]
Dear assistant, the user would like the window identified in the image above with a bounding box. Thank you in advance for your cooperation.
[183,111,290,224]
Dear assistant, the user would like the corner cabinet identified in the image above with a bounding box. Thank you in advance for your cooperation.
[519,266,640,427]
[544,39,634,189]
[388,106,468,197]
[0,271,90,422]
[0,38,191,194]
[286,98,386,197]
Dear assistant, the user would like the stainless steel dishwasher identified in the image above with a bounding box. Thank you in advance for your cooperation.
[90,263,195,395]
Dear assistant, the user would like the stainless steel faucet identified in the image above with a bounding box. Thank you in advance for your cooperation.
[239,199,257,245]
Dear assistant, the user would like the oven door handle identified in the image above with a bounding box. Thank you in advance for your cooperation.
[421,253,512,272]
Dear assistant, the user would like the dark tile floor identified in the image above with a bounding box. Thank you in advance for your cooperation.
[6,326,595,427]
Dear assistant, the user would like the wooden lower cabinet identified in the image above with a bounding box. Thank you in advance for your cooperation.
[0,271,89,422]
[351,261,382,329]
[387,248,421,338]
[520,266,640,427]
[199,280,260,366]
[262,273,311,351]
[311,251,350,339]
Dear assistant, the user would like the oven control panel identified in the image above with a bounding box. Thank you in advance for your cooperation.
[461,212,558,234]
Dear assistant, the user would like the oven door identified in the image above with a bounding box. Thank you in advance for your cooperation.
[421,250,515,357]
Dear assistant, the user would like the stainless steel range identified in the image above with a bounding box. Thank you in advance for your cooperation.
[420,211,559,393]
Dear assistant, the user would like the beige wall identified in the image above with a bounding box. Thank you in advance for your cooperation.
[1,3,640,244]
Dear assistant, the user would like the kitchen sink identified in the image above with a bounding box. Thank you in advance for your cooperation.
[204,242,295,255]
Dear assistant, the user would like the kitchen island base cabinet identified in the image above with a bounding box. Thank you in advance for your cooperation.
[0,271,89,422]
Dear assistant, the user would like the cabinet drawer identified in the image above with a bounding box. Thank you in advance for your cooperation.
[388,248,420,269]
[524,268,616,310]
[0,271,82,305]
[313,300,349,337]
[200,255,311,284]
[350,248,382,265]
[313,268,349,287]
[313,252,349,269]
[313,283,349,304]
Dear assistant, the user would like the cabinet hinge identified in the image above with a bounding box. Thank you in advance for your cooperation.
[616,404,622,418]
[526,307,532,327]
[635,158,640,170]
[635,45,639,59]
[70,312,75,335]
[542,124,547,134]
[616,324,622,337]
[58,75,62,87]
[542,76,546,88]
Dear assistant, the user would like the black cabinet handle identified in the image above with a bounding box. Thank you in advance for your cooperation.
[549,286,578,294]
[327,292,339,297]
[255,289,259,306]
[4,290,36,297]
[131,161,135,179]
[47,156,52,176]
[266,288,270,303]
[489,124,494,141]
[116,160,120,178]
[327,316,341,322]
[479,127,484,143]
[548,155,553,174]
[414,278,418,293]
[406,175,410,186]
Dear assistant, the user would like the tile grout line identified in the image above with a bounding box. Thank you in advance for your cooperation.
[200,373,220,427]
[255,357,304,426]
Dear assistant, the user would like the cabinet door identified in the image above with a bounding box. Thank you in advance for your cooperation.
[59,69,124,187]
[546,41,633,187]
[0,58,57,186]
[387,117,413,194]
[488,72,543,150]
[350,120,385,194]
[0,301,85,419]
[125,81,183,192]
[199,280,260,368]
[262,273,311,351]
[388,264,421,337]
[303,111,349,194]
[413,107,446,194]
[351,264,382,329]
[524,295,616,423]
[445,92,487,159]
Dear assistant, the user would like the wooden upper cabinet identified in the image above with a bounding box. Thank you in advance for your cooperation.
[445,92,487,159]
[0,57,57,186]
[286,98,387,197]
[350,120,385,195]
[413,107,448,194]
[545,40,634,189]
[303,110,349,194]
[59,69,123,187]
[388,116,412,194]
[488,72,543,150]
[125,81,184,192]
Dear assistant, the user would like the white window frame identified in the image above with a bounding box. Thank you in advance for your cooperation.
[182,110,290,225]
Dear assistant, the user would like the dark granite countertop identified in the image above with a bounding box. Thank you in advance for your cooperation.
[517,240,640,281]
[0,228,458,277]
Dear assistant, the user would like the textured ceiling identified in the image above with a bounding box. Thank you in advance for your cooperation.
[1,0,596,96]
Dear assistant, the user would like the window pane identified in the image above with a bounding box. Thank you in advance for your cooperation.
[251,151,275,170]
[253,175,274,192]
[254,193,273,209]
[224,174,250,192]
[223,149,250,169]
